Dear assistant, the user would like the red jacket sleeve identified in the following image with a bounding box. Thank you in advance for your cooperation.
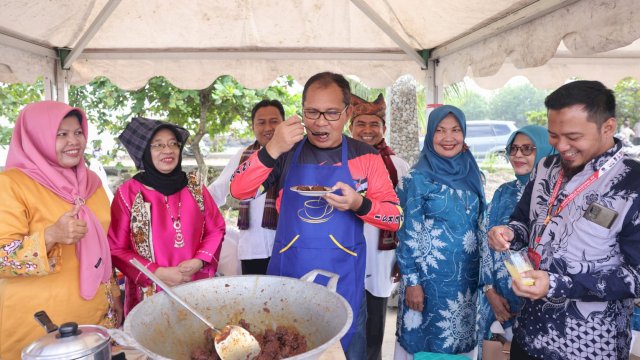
[229,151,275,200]
[350,153,403,231]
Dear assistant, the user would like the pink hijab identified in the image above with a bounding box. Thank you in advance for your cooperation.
[6,101,112,300]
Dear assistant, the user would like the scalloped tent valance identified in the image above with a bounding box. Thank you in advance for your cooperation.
[435,0,640,89]
[0,0,638,92]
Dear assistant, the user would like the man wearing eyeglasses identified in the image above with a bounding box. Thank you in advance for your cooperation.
[230,72,403,359]
[488,80,640,360]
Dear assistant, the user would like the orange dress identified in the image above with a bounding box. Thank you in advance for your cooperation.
[0,169,118,360]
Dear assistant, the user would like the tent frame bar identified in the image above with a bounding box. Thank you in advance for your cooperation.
[431,0,580,59]
[0,31,56,58]
[349,0,427,69]
[76,48,410,61]
[63,0,122,69]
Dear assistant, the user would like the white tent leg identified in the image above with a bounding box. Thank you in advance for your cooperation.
[54,61,69,104]
[425,60,443,105]
[43,75,55,101]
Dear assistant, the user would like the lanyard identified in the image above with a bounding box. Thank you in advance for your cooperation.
[534,148,624,245]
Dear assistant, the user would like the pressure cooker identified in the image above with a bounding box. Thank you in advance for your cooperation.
[21,311,112,360]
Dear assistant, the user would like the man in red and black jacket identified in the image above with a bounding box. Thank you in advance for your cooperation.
[230,72,402,360]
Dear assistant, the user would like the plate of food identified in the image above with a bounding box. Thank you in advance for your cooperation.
[290,185,335,196]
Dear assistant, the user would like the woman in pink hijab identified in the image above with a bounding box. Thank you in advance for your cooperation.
[0,101,122,359]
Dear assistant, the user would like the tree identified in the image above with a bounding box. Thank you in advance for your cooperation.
[68,75,301,178]
[487,83,548,127]
[445,86,489,120]
[526,110,547,126]
[0,80,44,144]
[614,77,640,127]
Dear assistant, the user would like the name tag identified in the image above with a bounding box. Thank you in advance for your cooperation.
[583,202,618,229]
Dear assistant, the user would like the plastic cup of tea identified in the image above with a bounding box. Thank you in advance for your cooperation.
[504,249,535,286]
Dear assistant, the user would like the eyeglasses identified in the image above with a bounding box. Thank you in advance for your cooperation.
[302,106,348,121]
[508,144,536,156]
[150,141,181,151]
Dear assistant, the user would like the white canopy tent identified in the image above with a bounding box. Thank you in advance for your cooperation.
[0,0,639,103]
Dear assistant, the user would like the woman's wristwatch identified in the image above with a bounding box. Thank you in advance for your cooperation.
[483,284,494,294]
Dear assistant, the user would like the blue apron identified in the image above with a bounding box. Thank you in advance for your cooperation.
[267,136,366,350]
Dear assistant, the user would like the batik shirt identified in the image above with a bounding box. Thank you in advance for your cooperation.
[508,141,640,360]
[395,170,482,354]
[477,179,525,358]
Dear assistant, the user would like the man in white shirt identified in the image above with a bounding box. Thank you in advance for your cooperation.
[208,99,284,274]
[620,119,635,143]
[349,94,410,360]
[633,120,640,145]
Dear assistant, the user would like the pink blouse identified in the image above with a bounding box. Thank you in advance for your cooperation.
[108,178,225,313]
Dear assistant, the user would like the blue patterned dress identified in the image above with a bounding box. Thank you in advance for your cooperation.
[477,179,525,358]
[396,169,482,355]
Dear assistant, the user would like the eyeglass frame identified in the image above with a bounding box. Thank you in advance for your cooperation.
[149,141,182,151]
[302,105,349,122]
[508,144,536,156]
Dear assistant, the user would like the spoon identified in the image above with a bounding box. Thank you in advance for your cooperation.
[130,259,261,360]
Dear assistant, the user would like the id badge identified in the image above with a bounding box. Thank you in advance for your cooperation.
[583,202,618,229]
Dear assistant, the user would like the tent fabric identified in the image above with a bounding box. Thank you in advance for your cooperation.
[436,0,640,89]
[0,0,639,90]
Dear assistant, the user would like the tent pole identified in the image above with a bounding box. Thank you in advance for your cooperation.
[425,59,443,105]
[43,75,55,101]
[54,60,69,104]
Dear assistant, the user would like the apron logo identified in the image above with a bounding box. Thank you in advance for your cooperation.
[298,198,334,224]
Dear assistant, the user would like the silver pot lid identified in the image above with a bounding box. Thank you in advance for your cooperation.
[22,322,110,359]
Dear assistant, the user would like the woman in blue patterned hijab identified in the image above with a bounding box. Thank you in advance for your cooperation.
[477,124,555,359]
[413,105,486,213]
[395,105,485,359]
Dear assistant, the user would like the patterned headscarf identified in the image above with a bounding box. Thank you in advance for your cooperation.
[119,117,190,196]
[351,93,386,124]
[118,117,189,170]
[6,101,111,300]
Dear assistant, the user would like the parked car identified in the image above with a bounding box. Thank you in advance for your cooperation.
[465,120,518,160]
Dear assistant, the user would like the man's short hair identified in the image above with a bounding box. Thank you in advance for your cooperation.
[544,80,615,128]
[302,72,351,107]
[251,99,285,124]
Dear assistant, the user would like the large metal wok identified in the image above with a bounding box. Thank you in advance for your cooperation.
[112,270,352,360]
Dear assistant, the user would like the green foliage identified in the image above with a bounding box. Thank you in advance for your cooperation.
[479,151,508,173]
[526,110,547,126]
[487,83,548,127]
[445,83,489,120]
[445,81,548,127]
[347,78,385,101]
[614,77,640,127]
[67,75,302,170]
[0,80,44,144]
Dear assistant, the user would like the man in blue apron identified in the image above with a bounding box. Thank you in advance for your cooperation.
[230,72,403,359]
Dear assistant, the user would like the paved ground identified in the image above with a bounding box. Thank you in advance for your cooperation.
[382,307,398,359]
